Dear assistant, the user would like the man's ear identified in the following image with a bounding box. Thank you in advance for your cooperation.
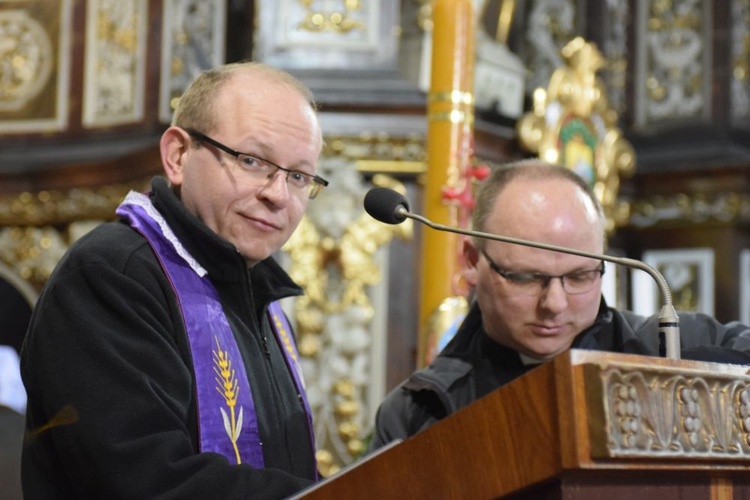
[160,126,190,187]
[463,237,480,287]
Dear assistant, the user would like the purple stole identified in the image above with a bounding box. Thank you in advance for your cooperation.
[116,192,316,472]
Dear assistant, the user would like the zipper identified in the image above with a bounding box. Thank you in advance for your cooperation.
[237,249,271,361]
[261,334,271,359]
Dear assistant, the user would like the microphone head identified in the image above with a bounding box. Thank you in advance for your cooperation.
[364,187,410,225]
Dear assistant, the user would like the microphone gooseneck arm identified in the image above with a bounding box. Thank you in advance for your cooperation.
[398,206,682,360]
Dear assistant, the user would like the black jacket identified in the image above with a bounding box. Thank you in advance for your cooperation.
[21,177,316,499]
[368,300,750,451]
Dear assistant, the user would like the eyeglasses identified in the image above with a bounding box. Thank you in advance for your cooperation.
[186,129,329,200]
[481,249,605,296]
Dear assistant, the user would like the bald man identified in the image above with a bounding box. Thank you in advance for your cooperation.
[369,160,750,450]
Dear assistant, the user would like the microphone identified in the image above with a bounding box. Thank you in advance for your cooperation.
[363,187,681,360]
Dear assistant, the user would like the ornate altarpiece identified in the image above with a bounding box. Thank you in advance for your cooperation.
[517,36,636,235]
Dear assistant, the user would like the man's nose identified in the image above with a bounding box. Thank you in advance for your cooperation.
[259,170,290,203]
[539,277,569,312]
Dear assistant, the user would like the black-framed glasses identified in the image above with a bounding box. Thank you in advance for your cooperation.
[186,129,329,200]
[481,249,605,296]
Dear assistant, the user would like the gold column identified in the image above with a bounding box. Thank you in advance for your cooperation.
[419,0,476,366]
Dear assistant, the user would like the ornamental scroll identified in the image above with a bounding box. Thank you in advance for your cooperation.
[589,363,750,459]
[517,37,636,234]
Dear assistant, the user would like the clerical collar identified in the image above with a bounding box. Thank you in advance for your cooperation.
[518,352,547,366]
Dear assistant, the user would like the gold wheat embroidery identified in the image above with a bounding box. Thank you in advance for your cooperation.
[213,337,243,464]
[273,314,298,363]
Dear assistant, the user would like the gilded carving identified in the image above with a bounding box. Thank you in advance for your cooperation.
[740,388,750,446]
[413,0,433,31]
[325,133,426,165]
[0,181,145,287]
[254,0,394,72]
[628,192,750,228]
[595,366,750,458]
[83,0,148,127]
[517,37,635,234]
[0,0,71,132]
[0,226,73,286]
[0,183,142,226]
[0,9,52,111]
[282,159,412,476]
[599,0,630,116]
[297,0,365,34]
[634,0,712,126]
[159,0,226,123]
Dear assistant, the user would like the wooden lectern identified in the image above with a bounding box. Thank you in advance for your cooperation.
[296,349,750,499]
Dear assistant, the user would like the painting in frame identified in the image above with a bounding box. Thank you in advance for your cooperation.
[632,248,714,316]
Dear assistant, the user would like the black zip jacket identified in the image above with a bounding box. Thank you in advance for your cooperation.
[368,300,750,451]
[21,177,316,499]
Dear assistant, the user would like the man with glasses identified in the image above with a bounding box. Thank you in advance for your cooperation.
[368,160,750,451]
[22,62,326,498]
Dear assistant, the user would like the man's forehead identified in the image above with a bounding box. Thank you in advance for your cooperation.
[496,177,593,210]
[491,179,602,235]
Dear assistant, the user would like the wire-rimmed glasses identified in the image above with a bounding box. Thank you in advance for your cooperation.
[481,249,605,296]
[186,129,328,200]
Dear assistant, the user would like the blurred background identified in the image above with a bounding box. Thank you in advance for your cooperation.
[1,0,749,478]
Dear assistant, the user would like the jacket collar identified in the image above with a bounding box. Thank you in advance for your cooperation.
[148,176,303,304]
[406,297,614,393]
[402,303,484,401]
